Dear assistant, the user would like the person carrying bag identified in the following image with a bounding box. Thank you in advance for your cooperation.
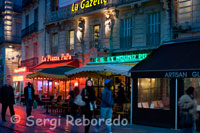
[178,87,198,133]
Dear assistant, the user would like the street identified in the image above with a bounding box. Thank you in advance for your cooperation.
[0,104,181,133]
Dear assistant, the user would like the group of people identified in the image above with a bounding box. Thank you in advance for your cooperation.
[0,78,199,133]
[69,78,114,133]
[0,80,35,122]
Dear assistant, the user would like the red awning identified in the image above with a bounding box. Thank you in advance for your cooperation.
[31,59,79,70]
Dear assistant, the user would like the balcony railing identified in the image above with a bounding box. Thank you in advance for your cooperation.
[0,35,21,44]
[22,22,38,38]
[46,0,141,24]
[21,57,38,68]
[22,0,38,8]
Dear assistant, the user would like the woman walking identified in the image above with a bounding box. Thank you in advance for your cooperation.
[81,79,96,133]
[178,87,198,133]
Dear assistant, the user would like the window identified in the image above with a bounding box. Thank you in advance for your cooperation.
[34,8,38,23]
[69,30,75,50]
[51,33,58,55]
[92,25,100,49]
[25,15,29,27]
[147,13,161,46]
[51,0,59,11]
[184,78,200,111]
[33,43,38,57]
[120,18,132,49]
[138,78,170,110]
[25,46,29,59]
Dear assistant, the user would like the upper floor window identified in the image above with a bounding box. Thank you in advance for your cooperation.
[34,8,38,23]
[69,30,75,51]
[92,25,100,49]
[51,33,58,55]
[51,0,59,11]
[25,15,29,27]
[146,13,161,46]
[120,18,132,49]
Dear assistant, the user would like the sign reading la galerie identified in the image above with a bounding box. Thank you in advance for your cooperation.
[42,53,72,62]
[72,0,108,12]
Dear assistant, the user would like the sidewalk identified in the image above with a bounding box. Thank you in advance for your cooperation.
[0,104,180,133]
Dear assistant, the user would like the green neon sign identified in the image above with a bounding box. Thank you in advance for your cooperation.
[89,53,150,64]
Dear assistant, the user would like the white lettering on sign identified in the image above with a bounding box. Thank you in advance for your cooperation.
[165,72,188,78]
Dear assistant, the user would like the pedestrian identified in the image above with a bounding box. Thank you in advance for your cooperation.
[69,88,79,118]
[1,79,15,122]
[81,79,96,133]
[94,79,114,133]
[116,83,126,111]
[178,87,198,133]
[24,82,35,117]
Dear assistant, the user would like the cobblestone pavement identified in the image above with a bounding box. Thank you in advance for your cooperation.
[0,104,182,133]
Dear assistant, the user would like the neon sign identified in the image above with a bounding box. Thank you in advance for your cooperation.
[72,0,107,12]
[88,53,150,64]
[14,67,27,73]
[42,53,72,62]
[13,75,24,81]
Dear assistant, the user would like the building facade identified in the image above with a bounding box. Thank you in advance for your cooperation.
[45,0,171,66]
[0,0,22,86]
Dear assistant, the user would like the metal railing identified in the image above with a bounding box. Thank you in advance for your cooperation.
[22,22,38,38]
[22,0,38,8]
[0,35,21,44]
[47,0,141,24]
[21,57,38,68]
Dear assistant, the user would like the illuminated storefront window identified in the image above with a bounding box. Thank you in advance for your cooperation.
[138,78,170,110]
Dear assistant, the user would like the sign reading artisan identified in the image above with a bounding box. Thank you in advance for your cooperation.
[165,71,200,78]
[72,0,107,12]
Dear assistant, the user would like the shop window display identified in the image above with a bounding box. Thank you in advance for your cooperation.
[138,78,170,110]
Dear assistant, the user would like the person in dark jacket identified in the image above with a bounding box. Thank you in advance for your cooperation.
[81,79,96,133]
[1,79,15,122]
[24,82,35,117]
[94,79,114,133]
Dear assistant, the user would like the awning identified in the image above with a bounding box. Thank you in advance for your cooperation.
[65,64,133,77]
[31,59,79,70]
[131,40,200,78]
[27,66,75,79]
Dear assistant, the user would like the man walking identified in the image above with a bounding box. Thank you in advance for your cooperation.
[24,82,35,117]
[94,79,114,133]
[1,79,15,122]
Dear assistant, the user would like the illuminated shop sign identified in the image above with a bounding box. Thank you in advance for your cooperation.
[72,0,107,12]
[165,72,200,78]
[13,75,24,82]
[14,67,27,73]
[42,53,72,62]
[89,53,150,64]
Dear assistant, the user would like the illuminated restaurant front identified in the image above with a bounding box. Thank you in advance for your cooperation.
[26,53,81,100]
[12,67,32,101]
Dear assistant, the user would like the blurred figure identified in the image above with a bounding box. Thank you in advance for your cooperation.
[95,79,114,133]
[1,79,15,122]
[81,79,96,133]
[69,87,80,118]
[116,83,126,111]
[24,82,35,117]
[178,87,198,133]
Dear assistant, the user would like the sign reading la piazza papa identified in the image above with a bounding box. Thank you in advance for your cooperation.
[72,0,108,12]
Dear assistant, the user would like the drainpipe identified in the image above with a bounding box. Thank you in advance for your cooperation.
[44,0,47,56]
